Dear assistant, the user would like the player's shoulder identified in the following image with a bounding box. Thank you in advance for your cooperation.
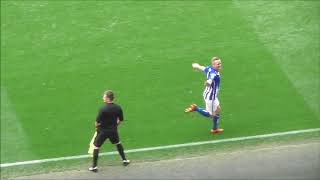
[99,105,107,112]
[208,67,218,74]
[212,68,218,74]
[101,103,121,111]
[112,103,122,109]
[204,65,213,72]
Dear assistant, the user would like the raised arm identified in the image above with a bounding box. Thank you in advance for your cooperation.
[192,63,206,72]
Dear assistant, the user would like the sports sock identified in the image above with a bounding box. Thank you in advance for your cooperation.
[195,107,211,117]
[116,143,126,160]
[213,114,220,129]
[92,149,99,167]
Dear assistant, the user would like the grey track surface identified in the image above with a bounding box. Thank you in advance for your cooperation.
[15,142,320,180]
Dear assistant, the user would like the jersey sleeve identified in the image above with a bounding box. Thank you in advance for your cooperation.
[208,72,216,80]
[118,107,124,121]
[203,66,210,73]
[96,108,103,123]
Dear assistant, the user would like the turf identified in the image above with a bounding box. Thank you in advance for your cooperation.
[1,0,319,164]
[2,131,320,180]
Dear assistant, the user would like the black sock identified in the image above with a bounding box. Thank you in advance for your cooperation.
[93,149,99,167]
[116,144,126,160]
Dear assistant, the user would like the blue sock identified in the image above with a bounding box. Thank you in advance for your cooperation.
[195,108,210,117]
[213,114,220,129]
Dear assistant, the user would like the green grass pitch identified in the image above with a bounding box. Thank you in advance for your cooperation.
[1,0,319,164]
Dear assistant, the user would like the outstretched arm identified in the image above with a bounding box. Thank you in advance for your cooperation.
[192,63,205,71]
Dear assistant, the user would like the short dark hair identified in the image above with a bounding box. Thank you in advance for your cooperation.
[104,90,114,101]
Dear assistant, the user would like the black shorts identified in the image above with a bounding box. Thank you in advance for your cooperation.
[93,128,120,147]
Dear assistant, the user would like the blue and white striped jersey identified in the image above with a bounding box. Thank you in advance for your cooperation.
[203,66,220,101]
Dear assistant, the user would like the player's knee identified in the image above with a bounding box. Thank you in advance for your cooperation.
[208,111,214,117]
[114,141,121,145]
[93,145,100,149]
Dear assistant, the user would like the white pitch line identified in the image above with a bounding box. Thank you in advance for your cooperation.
[1,128,319,168]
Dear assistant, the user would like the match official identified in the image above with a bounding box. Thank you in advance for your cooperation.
[89,90,130,172]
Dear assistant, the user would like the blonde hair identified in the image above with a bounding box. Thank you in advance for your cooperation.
[211,56,220,62]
